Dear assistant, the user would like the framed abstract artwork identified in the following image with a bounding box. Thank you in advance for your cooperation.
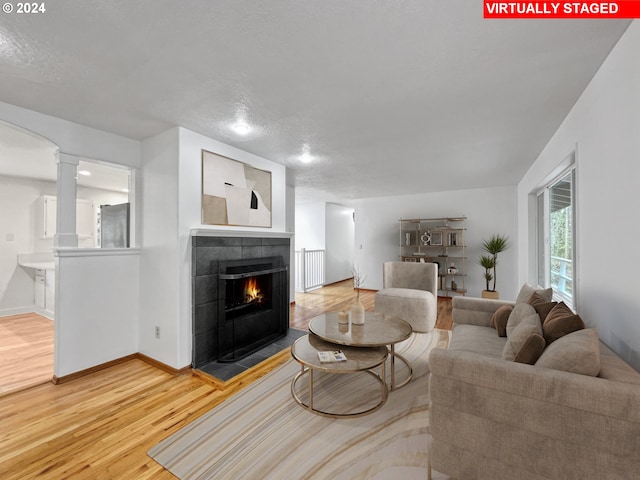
[201,150,272,227]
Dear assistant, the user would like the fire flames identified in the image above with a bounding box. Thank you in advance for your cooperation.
[244,277,264,305]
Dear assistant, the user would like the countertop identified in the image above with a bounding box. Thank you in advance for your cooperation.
[18,261,55,270]
[17,253,55,271]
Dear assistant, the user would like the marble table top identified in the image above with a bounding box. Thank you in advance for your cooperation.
[309,311,412,347]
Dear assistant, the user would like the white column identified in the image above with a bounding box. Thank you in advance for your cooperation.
[55,152,79,248]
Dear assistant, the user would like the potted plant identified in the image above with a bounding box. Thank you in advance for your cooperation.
[479,234,510,299]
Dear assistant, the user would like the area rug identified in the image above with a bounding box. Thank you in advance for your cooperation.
[149,329,451,480]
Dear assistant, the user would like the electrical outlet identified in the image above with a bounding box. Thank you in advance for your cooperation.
[155,326,160,339]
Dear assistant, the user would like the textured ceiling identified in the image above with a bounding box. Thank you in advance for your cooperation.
[0,1,630,202]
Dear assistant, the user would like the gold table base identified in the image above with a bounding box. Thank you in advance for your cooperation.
[290,362,388,418]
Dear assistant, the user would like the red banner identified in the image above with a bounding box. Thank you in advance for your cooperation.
[484,1,640,18]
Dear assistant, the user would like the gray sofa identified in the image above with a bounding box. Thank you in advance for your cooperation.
[428,295,640,480]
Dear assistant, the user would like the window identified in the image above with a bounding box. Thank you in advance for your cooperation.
[536,164,576,309]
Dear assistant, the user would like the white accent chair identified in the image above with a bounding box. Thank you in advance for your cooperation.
[374,262,438,332]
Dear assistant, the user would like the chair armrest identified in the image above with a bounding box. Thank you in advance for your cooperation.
[452,296,515,327]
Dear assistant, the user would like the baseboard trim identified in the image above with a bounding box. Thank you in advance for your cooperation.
[136,353,191,375]
[53,354,138,384]
[52,353,191,385]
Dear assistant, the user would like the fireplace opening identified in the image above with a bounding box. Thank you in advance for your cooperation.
[217,257,288,363]
[225,272,272,319]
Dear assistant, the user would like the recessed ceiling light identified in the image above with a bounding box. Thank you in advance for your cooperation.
[78,170,91,176]
[299,143,313,163]
[299,153,313,163]
[121,188,129,193]
[232,123,251,135]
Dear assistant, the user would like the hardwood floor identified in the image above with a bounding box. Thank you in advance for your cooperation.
[0,313,54,396]
[0,282,452,479]
[292,279,453,331]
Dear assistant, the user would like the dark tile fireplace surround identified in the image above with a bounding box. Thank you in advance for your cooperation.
[192,234,302,380]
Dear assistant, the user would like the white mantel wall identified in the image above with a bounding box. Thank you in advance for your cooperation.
[139,127,290,370]
[517,20,640,370]
[353,186,518,298]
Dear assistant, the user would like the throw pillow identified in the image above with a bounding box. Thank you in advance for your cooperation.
[502,317,544,362]
[526,292,557,323]
[491,305,513,337]
[514,334,546,364]
[542,301,585,345]
[515,283,553,305]
[505,302,538,337]
[536,329,601,376]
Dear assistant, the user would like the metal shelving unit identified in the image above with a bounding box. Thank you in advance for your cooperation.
[398,216,467,297]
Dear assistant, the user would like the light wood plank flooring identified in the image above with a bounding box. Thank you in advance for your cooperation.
[292,279,453,331]
[0,313,54,396]
[0,282,453,479]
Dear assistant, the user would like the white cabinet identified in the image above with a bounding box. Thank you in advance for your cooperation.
[38,195,57,238]
[35,269,46,308]
[45,269,55,314]
[37,195,95,239]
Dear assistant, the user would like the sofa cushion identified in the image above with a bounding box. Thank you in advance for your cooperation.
[542,301,585,344]
[514,333,546,364]
[490,305,513,337]
[502,315,543,362]
[449,324,506,359]
[506,303,538,337]
[536,328,601,376]
[515,283,553,305]
[526,292,557,323]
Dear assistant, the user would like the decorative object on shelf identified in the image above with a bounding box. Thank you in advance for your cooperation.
[451,279,457,290]
[338,311,349,324]
[351,265,366,325]
[405,232,411,245]
[449,232,458,246]
[479,233,510,299]
[398,217,467,297]
[430,231,443,246]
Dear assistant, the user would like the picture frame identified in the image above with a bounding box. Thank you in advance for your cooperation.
[201,150,272,227]
[430,231,443,246]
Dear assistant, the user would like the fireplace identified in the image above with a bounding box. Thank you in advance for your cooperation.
[191,235,291,369]
[217,257,288,362]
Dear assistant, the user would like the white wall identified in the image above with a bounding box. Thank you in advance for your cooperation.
[325,203,355,284]
[54,250,139,377]
[286,184,296,300]
[517,20,640,370]
[139,128,180,368]
[353,186,518,297]
[295,203,326,250]
[0,175,55,313]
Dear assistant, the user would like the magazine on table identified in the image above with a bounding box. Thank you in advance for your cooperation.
[317,350,347,362]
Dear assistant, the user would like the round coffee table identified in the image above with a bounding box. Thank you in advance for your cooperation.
[308,311,413,390]
[290,334,388,418]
